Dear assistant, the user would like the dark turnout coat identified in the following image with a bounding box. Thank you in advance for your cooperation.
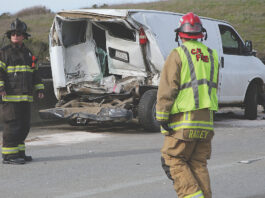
[0,43,44,102]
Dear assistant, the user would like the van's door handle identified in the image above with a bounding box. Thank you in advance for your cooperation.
[220,57,224,68]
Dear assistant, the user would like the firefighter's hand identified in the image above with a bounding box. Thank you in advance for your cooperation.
[159,120,173,132]
[38,92,44,99]
[0,90,6,96]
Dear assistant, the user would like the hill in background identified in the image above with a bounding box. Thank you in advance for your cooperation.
[0,0,265,63]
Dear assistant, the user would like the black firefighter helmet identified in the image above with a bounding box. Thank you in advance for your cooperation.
[6,18,31,39]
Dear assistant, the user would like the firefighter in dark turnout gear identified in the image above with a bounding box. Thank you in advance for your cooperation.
[0,18,44,164]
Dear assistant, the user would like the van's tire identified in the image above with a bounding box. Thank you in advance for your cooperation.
[138,89,160,132]
[244,83,258,120]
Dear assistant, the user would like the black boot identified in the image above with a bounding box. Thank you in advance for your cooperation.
[19,151,33,162]
[2,154,25,165]
[23,155,32,162]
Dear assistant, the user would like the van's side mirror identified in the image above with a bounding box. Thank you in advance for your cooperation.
[245,40,257,56]
[245,40,253,52]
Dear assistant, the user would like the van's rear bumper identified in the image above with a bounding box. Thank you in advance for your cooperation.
[39,107,133,122]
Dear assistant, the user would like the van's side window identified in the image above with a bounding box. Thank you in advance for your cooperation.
[219,25,244,55]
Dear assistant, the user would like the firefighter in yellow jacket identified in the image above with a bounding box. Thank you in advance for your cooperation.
[156,12,219,198]
[0,18,44,164]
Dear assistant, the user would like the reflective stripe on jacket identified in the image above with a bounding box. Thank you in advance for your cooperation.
[160,109,214,136]
[2,95,33,102]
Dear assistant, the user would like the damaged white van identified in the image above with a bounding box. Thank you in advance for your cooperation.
[39,9,265,131]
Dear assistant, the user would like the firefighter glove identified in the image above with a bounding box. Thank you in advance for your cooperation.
[159,120,173,133]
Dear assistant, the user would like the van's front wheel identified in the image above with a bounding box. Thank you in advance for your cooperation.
[138,89,160,132]
[245,83,258,120]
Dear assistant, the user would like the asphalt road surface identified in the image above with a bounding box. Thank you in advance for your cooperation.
[0,107,265,198]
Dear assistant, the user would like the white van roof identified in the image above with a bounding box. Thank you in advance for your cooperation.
[57,9,229,24]
[58,9,129,18]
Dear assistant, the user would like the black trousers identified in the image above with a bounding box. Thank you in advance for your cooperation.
[2,102,31,148]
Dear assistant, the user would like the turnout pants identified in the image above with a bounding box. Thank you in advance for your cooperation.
[1,102,31,158]
[161,136,212,198]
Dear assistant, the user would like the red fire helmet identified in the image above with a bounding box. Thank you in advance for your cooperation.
[175,12,205,39]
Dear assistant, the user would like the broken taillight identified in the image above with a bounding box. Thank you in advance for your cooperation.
[139,28,147,45]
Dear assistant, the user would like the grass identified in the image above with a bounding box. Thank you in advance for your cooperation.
[0,0,264,62]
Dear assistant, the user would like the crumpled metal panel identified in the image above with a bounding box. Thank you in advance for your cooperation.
[78,107,133,121]
[39,107,133,122]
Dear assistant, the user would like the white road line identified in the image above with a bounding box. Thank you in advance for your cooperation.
[238,156,265,164]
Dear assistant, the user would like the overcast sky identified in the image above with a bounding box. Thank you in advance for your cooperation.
[0,0,161,15]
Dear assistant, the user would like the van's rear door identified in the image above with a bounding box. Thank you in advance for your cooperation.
[98,21,147,77]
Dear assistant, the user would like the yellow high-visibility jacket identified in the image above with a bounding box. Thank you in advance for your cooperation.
[156,40,219,139]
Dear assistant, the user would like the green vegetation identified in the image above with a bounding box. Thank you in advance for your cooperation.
[0,0,264,63]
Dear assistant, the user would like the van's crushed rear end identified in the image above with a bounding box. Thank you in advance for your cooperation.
[40,9,169,127]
